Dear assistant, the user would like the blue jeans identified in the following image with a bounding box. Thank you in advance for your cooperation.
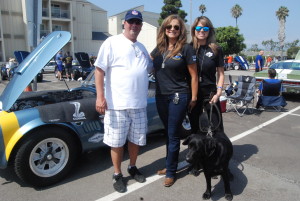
[156,93,190,178]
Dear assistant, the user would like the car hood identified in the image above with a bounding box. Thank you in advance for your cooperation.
[255,69,300,81]
[74,52,91,68]
[0,31,71,111]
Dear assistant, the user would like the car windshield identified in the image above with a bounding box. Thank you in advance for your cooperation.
[271,61,300,70]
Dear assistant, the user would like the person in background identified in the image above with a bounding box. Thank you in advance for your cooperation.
[255,50,264,72]
[55,50,63,81]
[266,55,272,67]
[151,14,198,187]
[227,55,233,70]
[256,68,283,109]
[63,51,74,81]
[189,16,225,134]
[94,10,153,193]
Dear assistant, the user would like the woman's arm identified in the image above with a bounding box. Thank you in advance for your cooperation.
[187,63,198,112]
[211,66,224,103]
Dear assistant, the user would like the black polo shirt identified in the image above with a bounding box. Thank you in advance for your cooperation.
[151,44,196,95]
[197,45,224,87]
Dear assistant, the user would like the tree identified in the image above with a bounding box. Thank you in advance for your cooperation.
[276,6,289,58]
[231,4,243,27]
[215,26,246,55]
[158,0,187,25]
[248,44,259,52]
[287,46,300,59]
[261,39,278,51]
[199,4,206,16]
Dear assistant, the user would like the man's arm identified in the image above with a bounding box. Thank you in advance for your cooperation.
[95,67,107,114]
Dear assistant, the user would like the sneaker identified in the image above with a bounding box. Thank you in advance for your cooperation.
[71,78,74,81]
[66,78,70,82]
[112,173,126,193]
[127,166,146,183]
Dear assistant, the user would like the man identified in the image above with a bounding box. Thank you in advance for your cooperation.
[94,10,153,193]
[55,50,63,81]
[63,51,74,81]
[255,50,264,72]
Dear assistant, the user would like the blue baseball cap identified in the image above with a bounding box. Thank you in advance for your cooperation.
[125,10,143,21]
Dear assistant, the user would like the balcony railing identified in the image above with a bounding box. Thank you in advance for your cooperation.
[51,8,70,19]
[42,8,49,17]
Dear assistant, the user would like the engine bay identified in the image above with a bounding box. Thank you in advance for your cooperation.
[10,89,95,112]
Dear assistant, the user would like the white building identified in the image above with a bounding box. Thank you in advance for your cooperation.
[108,5,160,53]
[0,0,109,63]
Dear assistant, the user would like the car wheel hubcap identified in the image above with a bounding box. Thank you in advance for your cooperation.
[29,138,69,177]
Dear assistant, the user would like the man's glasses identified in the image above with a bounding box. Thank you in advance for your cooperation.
[165,25,180,31]
[195,26,210,32]
[127,19,142,25]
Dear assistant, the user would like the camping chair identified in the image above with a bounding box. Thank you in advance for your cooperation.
[256,79,287,112]
[226,75,256,116]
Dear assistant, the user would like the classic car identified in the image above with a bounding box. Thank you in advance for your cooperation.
[254,60,300,93]
[73,52,94,80]
[0,31,174,187]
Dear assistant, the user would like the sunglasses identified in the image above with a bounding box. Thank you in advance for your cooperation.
[165,25,180,31]
[127,19,142,25]
[195,26,210,32]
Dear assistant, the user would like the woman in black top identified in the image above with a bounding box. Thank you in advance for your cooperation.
[151,15,198,187]
[189,16,225,134]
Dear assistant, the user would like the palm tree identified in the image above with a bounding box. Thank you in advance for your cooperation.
[199,4,206,16]
[276,6,289,59]
[231,4,243,27]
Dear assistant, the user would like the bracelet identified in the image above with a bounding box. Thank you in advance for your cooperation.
[217,86,223,89]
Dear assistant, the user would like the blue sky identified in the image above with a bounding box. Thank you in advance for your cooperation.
[88,0,299,49]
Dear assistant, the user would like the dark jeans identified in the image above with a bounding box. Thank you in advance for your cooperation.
[189,85,224,134]
[156,93,190,178]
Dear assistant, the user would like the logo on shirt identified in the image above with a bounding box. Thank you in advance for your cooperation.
[192,55,197,62]
[172,53,182,60]
[206,52,213,57]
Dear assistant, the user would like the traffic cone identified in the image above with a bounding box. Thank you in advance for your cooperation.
[24,84,32,92]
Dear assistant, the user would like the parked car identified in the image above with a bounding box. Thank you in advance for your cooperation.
[73,52,94,80]
[254,59,300,93]
[43,60,57,73]
[233,56,249,70]
[0,31,182,187]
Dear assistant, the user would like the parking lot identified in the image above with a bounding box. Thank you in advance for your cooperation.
[1,71,300,201]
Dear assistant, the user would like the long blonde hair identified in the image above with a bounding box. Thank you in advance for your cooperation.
[155,15,187,59]
[190,16,218,55]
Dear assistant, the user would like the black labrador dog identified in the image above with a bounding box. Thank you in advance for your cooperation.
[183,132,233,200]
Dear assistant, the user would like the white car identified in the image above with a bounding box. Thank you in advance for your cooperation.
[43,60,57,73]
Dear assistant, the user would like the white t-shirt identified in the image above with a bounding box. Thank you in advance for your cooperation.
[94,34,153,110]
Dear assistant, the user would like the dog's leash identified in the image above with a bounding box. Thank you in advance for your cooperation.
[199,99,221,137]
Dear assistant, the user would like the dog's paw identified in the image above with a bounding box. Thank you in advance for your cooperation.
[202,192,211,200]
[225,193,233,201]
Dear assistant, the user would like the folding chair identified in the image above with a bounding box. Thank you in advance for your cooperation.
[256,79,287,112]
[226,75,256,116]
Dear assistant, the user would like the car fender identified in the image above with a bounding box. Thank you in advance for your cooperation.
[0,109,80,168]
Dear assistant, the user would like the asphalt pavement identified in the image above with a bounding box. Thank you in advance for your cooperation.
[1,70,300,201]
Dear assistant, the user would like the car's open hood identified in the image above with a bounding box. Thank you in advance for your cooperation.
[0,31,71,111]
[74,52,91,68]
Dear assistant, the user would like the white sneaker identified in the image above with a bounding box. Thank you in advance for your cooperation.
[71,78,74,81]
[66,78,69,82]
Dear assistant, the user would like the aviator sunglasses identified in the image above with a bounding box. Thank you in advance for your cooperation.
[165,24,180,31]
[195,26,210,32]
[127,19,142,25]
